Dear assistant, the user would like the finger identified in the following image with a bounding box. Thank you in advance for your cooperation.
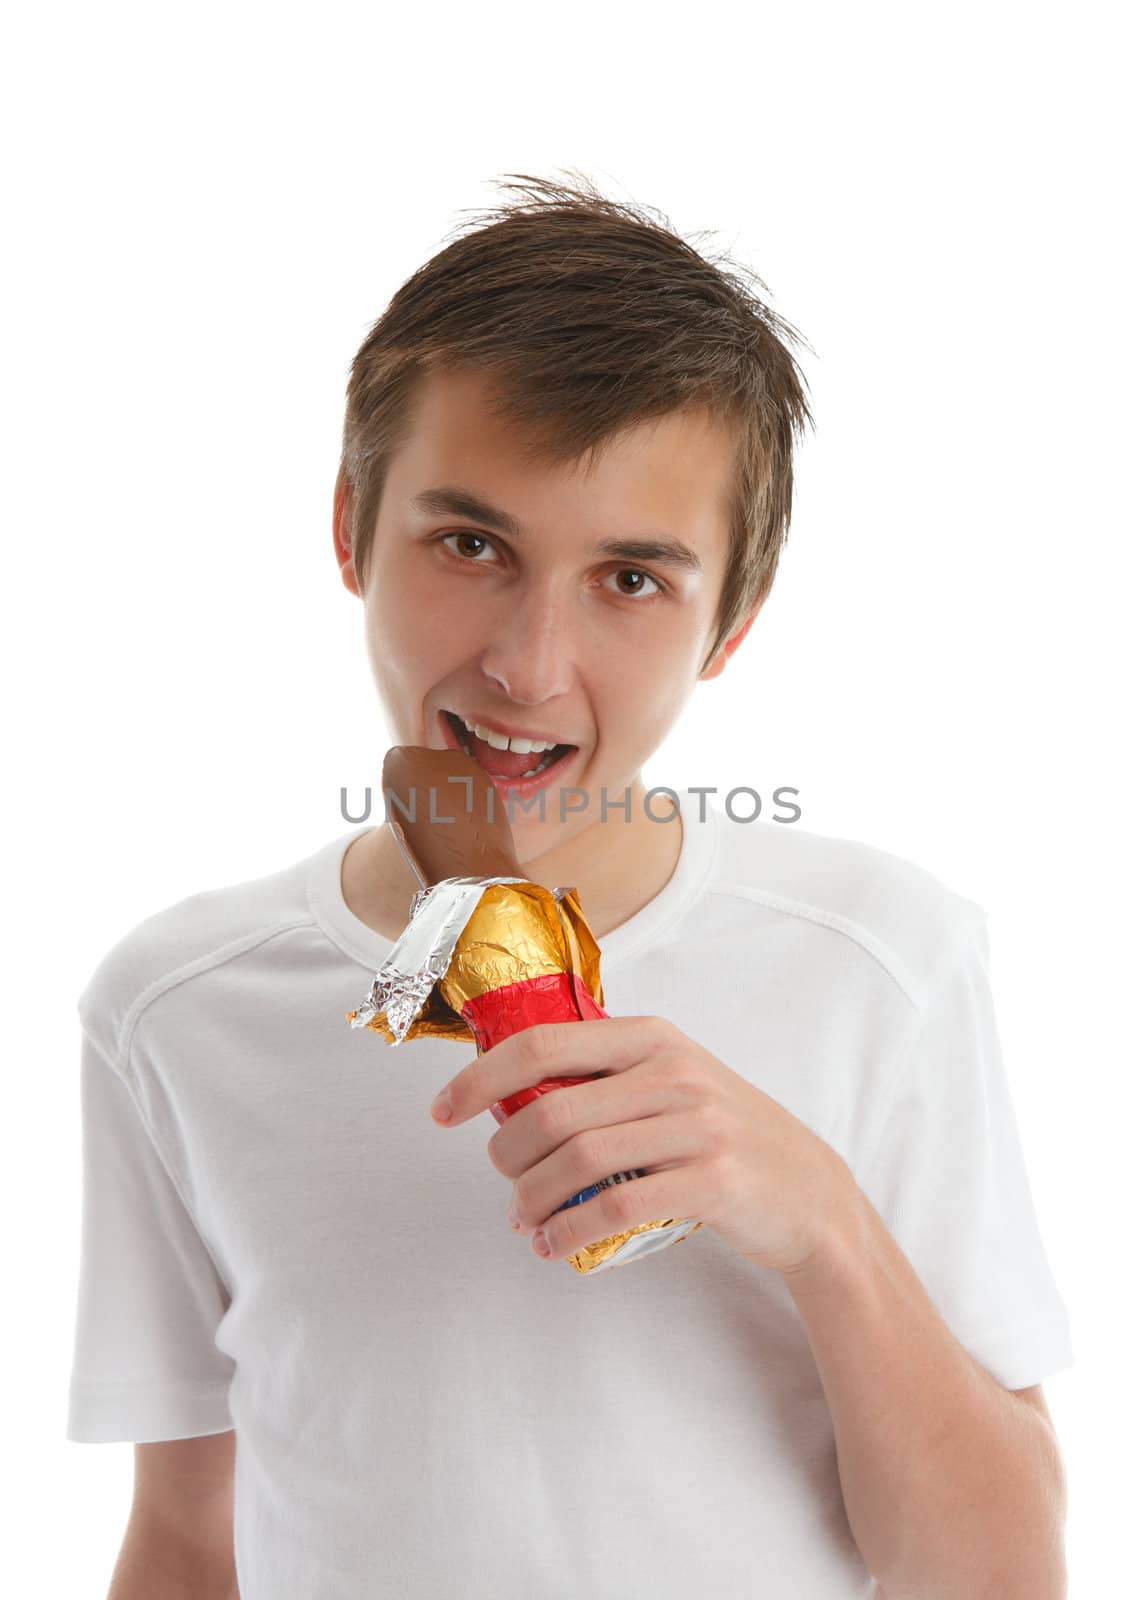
[443,1015,671,1125]
[529,1167,704,1263]
[510,1108,705,1236]
[488,1064,672,1178]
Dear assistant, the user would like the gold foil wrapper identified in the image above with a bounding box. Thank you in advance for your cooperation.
[347,876,603,1045]
[347,874,702,1274]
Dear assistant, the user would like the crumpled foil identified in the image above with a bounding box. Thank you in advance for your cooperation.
[348,875,605,1046]
[345,871,704,1275]
[349,875,529,1045]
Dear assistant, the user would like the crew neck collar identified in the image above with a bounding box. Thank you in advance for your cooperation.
[306,787,720,976]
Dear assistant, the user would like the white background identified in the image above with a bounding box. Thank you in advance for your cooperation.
[5,2,1128,1593]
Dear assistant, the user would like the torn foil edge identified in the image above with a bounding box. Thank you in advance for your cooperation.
[350,875,571,1046]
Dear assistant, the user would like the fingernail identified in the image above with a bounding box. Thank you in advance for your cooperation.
[430,1091,452,1123]
[533,1230,550,1257]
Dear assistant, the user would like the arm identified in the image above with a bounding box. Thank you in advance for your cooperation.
[106,1527,239,1600]
[107,1433,239,1600]
[785,1177,1068,1599]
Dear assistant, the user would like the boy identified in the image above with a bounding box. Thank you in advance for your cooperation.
[67,173,1072,1597]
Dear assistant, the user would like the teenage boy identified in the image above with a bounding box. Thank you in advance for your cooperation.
[67,175,1072,1599]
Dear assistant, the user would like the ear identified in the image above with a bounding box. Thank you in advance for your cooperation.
[699,594,765,681]
[333,465,361,598]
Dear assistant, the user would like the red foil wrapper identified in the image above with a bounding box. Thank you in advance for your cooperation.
[349,878,703,1274]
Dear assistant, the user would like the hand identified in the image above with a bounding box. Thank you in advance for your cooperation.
[429,1016,856,1275]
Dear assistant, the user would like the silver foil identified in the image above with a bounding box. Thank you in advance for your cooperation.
[349,872,706,1273]
[350,875,540,1045]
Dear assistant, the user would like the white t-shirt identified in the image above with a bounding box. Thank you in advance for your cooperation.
[66,794,1073,1598]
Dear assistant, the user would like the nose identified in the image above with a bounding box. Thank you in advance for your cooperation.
[479,593,577,705]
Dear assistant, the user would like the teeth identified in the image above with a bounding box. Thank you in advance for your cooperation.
[446,713,568,778]
[458,715,557,754]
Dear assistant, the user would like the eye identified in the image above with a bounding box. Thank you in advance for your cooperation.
[602,568,663,600]
[439,531,501,563]
[435,531,662,601]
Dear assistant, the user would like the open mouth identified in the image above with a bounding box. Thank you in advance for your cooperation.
[440,710,578,787]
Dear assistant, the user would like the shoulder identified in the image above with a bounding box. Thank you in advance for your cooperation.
[701,808,988,1008]
[77,840,327,1070]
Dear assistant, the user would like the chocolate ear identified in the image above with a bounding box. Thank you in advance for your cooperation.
[380,746,524,887]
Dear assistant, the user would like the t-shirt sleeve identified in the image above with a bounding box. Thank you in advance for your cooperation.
[66,1026,236,1443]
[854,916,1073,1391]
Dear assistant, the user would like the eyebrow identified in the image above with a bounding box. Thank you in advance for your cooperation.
[408,485,704,575]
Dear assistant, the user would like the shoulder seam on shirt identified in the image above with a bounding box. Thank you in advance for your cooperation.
[704,879,929,1005]
[79,1020,128,1080]
[853,914,991,1184]
[77,1008,240,1303]
[115,914,317,1067]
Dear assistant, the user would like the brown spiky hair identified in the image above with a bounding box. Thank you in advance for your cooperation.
[339,170,815,673]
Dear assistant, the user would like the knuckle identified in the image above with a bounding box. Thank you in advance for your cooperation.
[606,1179,640,1225]
[693,1100,731,1152]
[707,1147,741,1199]
[524,1023,562,1068]
[674,1059,711,1102]
[485,1132,512,1177]
[536,1087,575,1141]
[633,1014,674,1050]
[573,1126,611,1176]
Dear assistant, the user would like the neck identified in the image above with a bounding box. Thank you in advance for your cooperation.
[342,775,683,943]
[512,775,682,936]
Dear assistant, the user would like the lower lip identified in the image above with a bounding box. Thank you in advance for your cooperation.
[437,711,580,800]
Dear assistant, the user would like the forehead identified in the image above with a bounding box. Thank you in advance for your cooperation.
[389,366,737,557]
